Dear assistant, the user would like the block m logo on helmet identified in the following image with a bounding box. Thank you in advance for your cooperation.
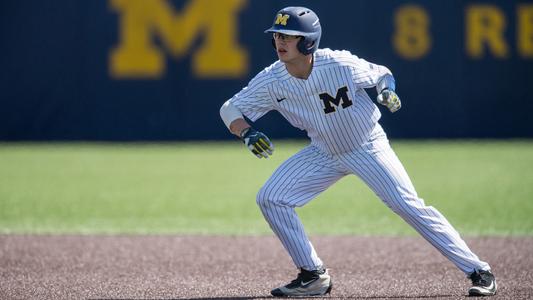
[110,0,248,79]
[275,14,290,26]
[319,86,353,114]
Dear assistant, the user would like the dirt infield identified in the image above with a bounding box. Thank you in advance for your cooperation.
[1,235,532,299]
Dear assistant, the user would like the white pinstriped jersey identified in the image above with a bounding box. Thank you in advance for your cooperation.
[229,48,393,154]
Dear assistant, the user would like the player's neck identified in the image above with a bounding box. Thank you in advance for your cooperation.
[285,54,313,80]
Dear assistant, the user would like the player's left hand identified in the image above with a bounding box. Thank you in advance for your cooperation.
[377,89,401,113]
[240,127,274,159]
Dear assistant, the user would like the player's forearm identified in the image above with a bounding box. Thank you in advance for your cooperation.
[229,118,251,137]
[220,100,250,137]
[376,74,395,93]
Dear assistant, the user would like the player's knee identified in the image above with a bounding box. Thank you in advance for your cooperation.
[256,184,281,208]
[256,187,270,208]
[387,194,427,218]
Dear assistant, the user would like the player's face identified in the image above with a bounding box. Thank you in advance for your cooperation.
[273,33,303,62]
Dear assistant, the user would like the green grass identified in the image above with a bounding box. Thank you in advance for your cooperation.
[1,140,532,236]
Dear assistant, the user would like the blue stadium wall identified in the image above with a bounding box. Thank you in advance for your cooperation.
[1,0,532,141]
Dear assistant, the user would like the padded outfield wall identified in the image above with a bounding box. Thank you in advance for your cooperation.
[1,0,533,140]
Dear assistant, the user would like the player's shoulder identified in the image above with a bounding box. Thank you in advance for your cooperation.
[315,48,361,68]
[264,60,292,81]
[247,61,284,87]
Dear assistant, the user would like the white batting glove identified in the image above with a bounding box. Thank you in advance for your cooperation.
[377,89,401,113]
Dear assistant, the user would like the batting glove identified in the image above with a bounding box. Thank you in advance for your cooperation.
[377,89,401,113]
[240,127,274,159]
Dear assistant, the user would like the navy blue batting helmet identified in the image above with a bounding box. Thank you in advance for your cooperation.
[265,7,321,55]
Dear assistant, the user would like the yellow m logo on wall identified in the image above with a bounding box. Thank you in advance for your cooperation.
[110,0,248,79]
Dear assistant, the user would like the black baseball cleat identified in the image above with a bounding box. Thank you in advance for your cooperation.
[271,268,332,297]
[468,269,497,296]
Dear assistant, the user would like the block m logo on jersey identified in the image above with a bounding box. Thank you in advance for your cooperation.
[319,86,354,114]
[110,0,248,79]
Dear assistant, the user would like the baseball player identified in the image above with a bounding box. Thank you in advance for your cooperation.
[220,6,497,297]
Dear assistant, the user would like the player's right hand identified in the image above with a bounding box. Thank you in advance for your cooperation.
[240,127,274,159]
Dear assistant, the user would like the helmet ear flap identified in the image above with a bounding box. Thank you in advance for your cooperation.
[297,37,314,55]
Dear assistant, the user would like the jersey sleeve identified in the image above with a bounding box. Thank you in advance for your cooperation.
[229,71,275,122]
[347,53,393,90]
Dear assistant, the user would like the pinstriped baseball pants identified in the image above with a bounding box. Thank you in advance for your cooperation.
[256,135,490,274]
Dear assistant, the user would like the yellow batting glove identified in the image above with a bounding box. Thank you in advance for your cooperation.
[377,89,401,113]
[240,128,274,159]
